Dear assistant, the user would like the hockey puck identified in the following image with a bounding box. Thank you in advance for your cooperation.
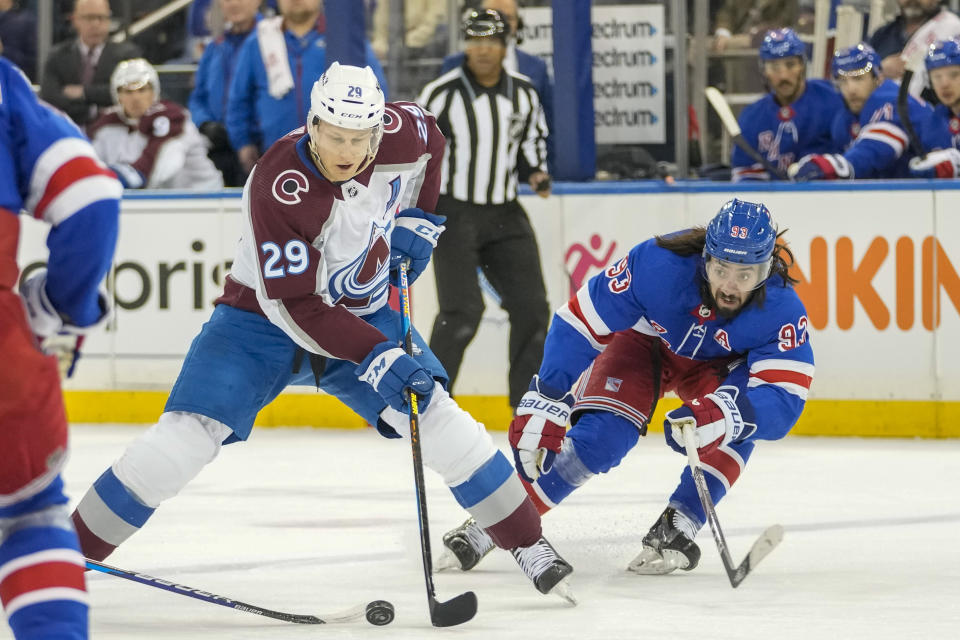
[365,600,395,626]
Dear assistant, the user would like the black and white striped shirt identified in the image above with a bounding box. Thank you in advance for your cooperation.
[417,65,548,205]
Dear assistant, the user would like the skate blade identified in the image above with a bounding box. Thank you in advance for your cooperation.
[549,577,577,606]
[626,550,682,575]
[434,548,461,573]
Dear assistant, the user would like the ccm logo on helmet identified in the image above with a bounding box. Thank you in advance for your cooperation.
[272,169,309,205]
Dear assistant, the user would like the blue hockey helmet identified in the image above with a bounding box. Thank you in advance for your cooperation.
[703,199,777,290]
[759,28,807,61]
[925,38,960,71]
[831,43,882,78]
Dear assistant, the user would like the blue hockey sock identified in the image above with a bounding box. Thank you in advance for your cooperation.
[71,468,156,561]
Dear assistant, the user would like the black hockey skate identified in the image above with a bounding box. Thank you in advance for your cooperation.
[511,537,576,604]
[627,506,701,575]
[435,518,495,572]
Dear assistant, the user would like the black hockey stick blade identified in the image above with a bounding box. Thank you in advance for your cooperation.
[86,559,368,624]
[897,70,926,158]
[727,524,785,588]
[429,591,479,627]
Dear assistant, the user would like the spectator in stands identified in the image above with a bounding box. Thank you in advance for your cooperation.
[789,43,931,180]
[226,0,387,175]
[40,0,141,129]
[731,28,843,181]
[0,0,37,81]
[441,0,553,170]
[372,0,448,59]
[89,58,224,189]
[869,0,956,80]
[189,0,262,186]
[711,0,799,52]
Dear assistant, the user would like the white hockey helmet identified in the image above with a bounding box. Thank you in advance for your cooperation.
[110,58,160,104]
[307,62,385,171]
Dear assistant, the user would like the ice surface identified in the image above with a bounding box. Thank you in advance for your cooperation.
[3,425,958,639]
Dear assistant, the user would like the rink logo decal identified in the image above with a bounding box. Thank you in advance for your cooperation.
[272,170,309,205]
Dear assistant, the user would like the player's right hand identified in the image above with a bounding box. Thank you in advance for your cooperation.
[509,375,574,482]
[356,340,435,413]
[788,153,852,181]
[908,148,960,178]
[19,268,109,378]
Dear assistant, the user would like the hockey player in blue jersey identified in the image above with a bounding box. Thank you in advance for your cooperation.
[0,58,122,639]
[732,28,844,181]
[790,42,932,180]
[437,199,814,577]
[909,38,960,178]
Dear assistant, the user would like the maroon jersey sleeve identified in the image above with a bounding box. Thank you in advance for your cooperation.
[381,101,445,213]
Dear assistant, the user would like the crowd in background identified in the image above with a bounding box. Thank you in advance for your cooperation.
[2,0,960,185]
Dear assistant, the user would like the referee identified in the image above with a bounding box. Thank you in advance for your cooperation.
[417,8,551,410]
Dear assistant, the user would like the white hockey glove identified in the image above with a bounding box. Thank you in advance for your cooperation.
[664,389,745,457]
[908,148,960,179]
[20,269,111,378]
[509,375,574,482]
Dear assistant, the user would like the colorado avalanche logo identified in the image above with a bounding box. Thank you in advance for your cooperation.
[327,222,392,310]
[272,170,309,205]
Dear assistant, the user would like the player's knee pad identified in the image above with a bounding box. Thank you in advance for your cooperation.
[567,411,640,475]
[112,411,233,508]
[379,385,495,486]
[0,504,87,639]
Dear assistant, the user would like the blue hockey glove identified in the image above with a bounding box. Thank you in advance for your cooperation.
[788,153,852,181]
[389,208,446,286]
[20,268,110,378]
[908,148,960,178]
[356,340,435,413]
[664,390,747,457]
[509,375,574,482]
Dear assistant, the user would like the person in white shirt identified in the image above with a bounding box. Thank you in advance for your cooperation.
[89,58,224,190]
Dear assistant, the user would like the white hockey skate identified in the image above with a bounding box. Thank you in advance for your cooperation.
[435,518,495,572]
[627,506,701,575]
[512,537,577,605]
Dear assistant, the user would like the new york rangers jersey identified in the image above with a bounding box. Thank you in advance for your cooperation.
[919,103,960,151]
[217,101,445,364]
[829,79,932,178]
[733,79,844,181]
[0,57,120,321]
[89,100,223,190]
[539,238,814,441]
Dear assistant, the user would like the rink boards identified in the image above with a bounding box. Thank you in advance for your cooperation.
[17,181,960,437]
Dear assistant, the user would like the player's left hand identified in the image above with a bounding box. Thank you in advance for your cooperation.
[908,148,960,178]
[389,208,446,286]
[19,268,110,378]
[509,375,574,482]
[788,153,852,181]
[529,171,552,198]
[664,390,746,457]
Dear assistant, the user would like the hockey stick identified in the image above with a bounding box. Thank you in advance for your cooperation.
[679,424,784,588]
[397,261,478,627]
[85,559,394,625]
[705,86,791,180]
[896,70,926,158]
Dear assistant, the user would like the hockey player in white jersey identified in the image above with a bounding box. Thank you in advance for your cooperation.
[89,58,223,190]
[69,62,574,602]
[1,58,122,639]
[437,199,814,578]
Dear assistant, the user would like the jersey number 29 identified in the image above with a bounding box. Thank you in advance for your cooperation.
[261,240,310,278]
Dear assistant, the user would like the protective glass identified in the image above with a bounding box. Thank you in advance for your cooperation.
[704,256,771,292]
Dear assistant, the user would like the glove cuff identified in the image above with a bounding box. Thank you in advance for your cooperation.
[527,374,574,405]
[20,269,63,337]
[356,342,404,391]
[702,390,745,445]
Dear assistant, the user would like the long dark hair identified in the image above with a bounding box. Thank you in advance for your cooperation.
[655,226,798,308]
